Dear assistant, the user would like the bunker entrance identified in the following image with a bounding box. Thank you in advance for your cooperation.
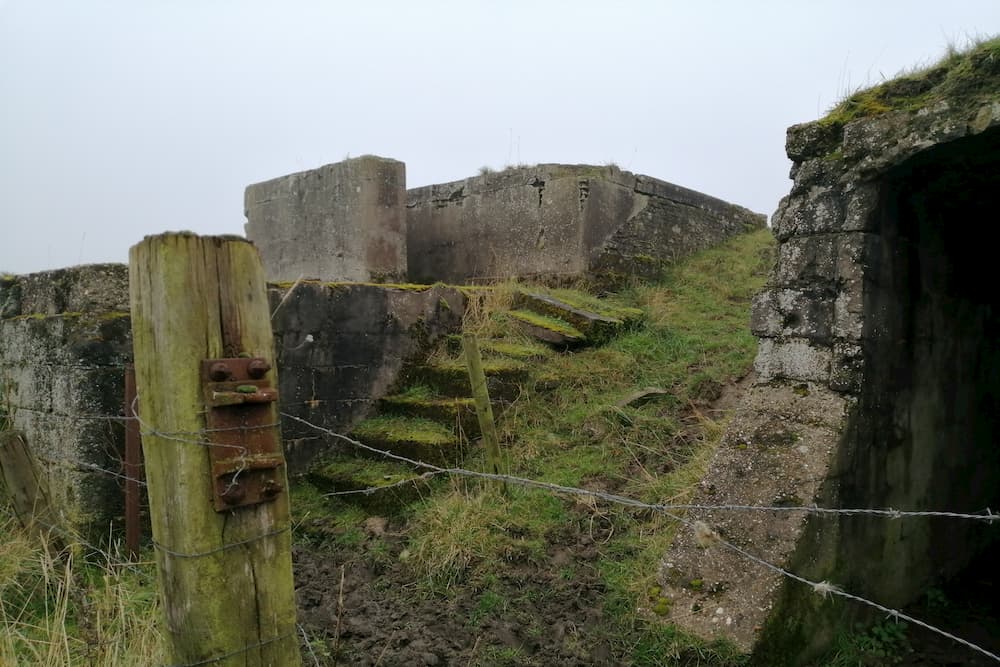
[840,127,1000,646]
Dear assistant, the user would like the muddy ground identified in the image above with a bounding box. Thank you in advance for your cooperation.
[294,515,626,666]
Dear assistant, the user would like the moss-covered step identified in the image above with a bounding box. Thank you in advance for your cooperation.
[441,335,553,362]
[303,456,435,514]
[513,290,643,343]
[506,309,585,347]
[404,356,530,402]
[379,386,480,437]
[349,415,464,467]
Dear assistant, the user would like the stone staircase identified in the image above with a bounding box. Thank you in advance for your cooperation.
[303,288,643,513]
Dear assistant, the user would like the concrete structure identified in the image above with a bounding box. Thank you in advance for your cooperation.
[0,264,132,537]
[245,159,765,286]
[406,164,765,284]
[245,155,407,283]
[659,40,1000,664]
[270,281,465,469]
[0,265,463,537]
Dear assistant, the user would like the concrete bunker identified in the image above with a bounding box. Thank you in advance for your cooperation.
[841,127,1000,606]
[659,39,1000,664]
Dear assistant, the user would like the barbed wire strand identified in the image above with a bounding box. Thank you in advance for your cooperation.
[163,629,296,667]
[712,532,1000,663]
[320,471,445,498]
[280,412,998,523]
[152,526,290,559]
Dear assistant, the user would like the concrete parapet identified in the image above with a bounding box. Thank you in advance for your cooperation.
[245,156,407,283]
[406,164,765,284]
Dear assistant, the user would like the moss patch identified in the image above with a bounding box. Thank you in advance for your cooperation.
[506,310,584,340]
[821,36,1000,128]
[351,415,462,466]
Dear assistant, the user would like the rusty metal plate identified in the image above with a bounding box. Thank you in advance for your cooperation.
[200,357,284,511]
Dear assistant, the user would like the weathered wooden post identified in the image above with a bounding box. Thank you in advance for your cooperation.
[129,233,300,666]
[462,333,505,490]
[0,430,55,539]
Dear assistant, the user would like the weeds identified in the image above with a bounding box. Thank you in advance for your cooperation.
[827,620,911,666]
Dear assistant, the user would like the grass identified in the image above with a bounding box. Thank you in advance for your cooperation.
[821,35,1000,128]
[0,509,163,665]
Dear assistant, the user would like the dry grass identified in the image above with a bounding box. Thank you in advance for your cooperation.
[0,509,163,666]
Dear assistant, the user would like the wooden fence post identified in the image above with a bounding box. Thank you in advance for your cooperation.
[462,333,506,491]
[129,233,300,666]
[0,430,55,539]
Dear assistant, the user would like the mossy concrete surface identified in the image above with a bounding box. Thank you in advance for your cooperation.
[689,37,1000,664]
[0,264,133,540]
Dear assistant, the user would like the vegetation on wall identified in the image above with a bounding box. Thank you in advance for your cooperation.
[821,36,1000,129]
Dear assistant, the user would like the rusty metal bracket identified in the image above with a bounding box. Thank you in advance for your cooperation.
[201,357,284,511]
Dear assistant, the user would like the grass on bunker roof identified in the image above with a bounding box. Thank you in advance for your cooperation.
[821,35,1000,128]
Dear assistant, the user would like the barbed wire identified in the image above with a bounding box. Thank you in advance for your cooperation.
[163,629,297,667]
[25,516,153,578]
[5,404,136,421]
[152,526,290,559]
[320,471,444,498]
[713,532,1000,662]
[35,453,148,488]
[279,412,998,523]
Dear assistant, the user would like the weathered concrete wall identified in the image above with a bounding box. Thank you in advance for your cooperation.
[0,265,132,538]
[270,281,466,470]
[406,164,766,284]
[245,155,407,283]
[0,264,466,536]
[660,41,1000,664]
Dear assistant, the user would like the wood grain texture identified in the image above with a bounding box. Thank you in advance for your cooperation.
[129,233,299,667]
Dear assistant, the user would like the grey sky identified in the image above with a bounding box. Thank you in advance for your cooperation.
[1,1,998,274]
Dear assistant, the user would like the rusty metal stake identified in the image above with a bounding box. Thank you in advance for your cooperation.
[124,365,143,559]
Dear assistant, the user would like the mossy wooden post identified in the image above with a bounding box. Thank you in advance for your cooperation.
[461,333,505,490]
[0,430,55,539]
[129,233,300,666]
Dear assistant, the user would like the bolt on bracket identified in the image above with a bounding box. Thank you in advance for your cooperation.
[200,357,285,512]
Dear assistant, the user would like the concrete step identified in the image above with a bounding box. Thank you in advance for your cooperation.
[507,309,586,347]
[349,415,465,467]
[304,455,433,513]
[513,290,643,344]
[442,335,552,362]
[403,357,529,403]
[379,390,480,437]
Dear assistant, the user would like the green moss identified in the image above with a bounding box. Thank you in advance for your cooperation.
[820,36,1000,128]
[520,287,645,326]
[506,310,584,339]
[478,339,551,360]
[353,415,454,446]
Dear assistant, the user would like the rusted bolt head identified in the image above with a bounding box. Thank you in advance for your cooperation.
[221,482,245,504]
[262,479,284,497]
[209,362,231,381]
[247,358,271,379]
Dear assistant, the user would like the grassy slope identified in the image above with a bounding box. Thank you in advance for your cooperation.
[402,229,776,664]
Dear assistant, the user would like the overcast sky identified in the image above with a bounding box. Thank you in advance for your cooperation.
[1,1,998,274]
